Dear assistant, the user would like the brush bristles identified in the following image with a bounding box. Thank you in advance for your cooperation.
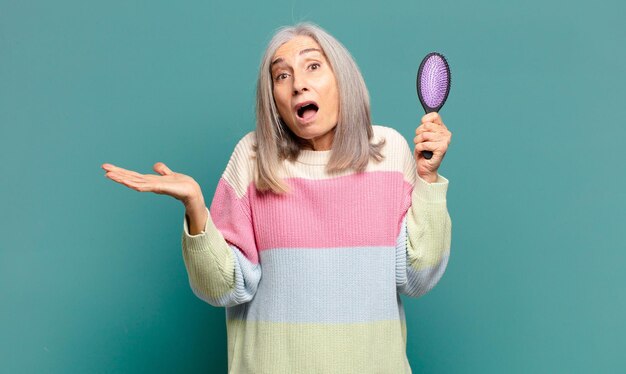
[417,52,451,112]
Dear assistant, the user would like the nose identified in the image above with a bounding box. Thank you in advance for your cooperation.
[292,73,308,95]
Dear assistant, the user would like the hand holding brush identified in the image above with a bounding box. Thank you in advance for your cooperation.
[414,52,453,182]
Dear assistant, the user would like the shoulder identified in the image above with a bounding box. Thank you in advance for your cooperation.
[371,125,416,182]
[372,124,404,140]
[222,131,257,198]
[227,131,257,163]
[373,125,411,151]
[372,124,412,158]
[232,131,257,157]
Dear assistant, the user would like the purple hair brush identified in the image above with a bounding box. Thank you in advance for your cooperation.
[416,52,451,160]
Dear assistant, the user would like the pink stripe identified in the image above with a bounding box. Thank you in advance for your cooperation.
[250,171,412,251]
[211,171,414,257]
[210,178,259,264]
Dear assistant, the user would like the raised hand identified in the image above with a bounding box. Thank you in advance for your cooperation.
[101,162,203,207]
[413,112,452,183]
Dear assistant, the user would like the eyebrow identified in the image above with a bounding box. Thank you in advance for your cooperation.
[271,48,324,67]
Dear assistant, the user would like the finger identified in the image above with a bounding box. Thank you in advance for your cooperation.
[415,123,439,135]
[102,163,126,172]
[415,124,428,135]
[414,141,440,153]
[419,122,442,132]
[421,112,440,124]
[153,162,174,176]
[413,131,435,144]
[421,112,446,128]
[122,179,150,192]
[107,173,153,192]
[416,131,446,144]
[103,164,145,179]
[424,113,444,127]
[105,171,134,186]
[106,171,146,185]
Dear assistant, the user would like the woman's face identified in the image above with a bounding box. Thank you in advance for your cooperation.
[271,36,339,151]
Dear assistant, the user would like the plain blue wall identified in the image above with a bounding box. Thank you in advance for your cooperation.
[1,0,625,372]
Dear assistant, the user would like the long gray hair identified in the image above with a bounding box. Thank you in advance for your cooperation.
[253,23,386,194]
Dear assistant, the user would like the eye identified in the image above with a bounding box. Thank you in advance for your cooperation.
[274,72,290,81]
[308,63,321,70]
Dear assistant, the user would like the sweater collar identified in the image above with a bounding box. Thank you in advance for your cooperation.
[295,149,332,165]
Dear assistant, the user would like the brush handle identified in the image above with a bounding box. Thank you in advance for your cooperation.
[422,109,434,159]
[416,52,451,162]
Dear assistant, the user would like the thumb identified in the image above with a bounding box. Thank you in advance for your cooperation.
[153,162,174,176]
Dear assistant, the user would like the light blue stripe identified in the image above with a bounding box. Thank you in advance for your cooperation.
[395,214,450,298]
[191,245,261,307]
[227,246,401,323]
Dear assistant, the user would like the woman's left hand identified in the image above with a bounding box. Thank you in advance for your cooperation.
[413,112,452,183]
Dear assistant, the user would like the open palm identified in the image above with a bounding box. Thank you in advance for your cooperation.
[101,162,201,205]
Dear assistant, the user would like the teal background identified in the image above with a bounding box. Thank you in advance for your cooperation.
[1,0,625,372]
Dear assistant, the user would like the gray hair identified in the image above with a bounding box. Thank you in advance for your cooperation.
[253,22,386,194]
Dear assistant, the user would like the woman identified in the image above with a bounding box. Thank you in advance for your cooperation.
[102,23,452,374]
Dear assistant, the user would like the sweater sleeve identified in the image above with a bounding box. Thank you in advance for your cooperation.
[181,133,261,307]
[395,136,452,298]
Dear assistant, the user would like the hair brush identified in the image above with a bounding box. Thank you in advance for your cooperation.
[416,52,451,160]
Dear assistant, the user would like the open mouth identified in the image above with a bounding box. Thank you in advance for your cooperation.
[296,102,319,121]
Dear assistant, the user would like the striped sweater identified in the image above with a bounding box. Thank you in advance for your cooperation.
[181,125,452,373]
